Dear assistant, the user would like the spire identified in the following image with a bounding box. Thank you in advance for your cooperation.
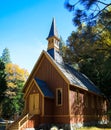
[47,18,60,53]
[47,18,60,59]
[47,18,59,40]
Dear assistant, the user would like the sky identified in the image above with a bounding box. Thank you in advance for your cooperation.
[0,0,75,72]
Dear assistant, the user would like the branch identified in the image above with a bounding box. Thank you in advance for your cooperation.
[97,0,110,6]
[88,3,111,22]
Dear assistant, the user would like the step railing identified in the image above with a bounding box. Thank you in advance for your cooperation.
[18,113,29,130]
[19,113,34,130]
[6,113,34,130]
[6,113,27,130]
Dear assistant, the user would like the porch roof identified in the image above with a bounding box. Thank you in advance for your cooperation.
[35,78,54,98]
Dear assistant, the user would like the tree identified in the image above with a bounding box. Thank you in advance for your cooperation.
[64,22,111,102]
[97,7,111,46]
[59,36,65,56]
[1,48,11,64]
[2,63,29,118]
[64,0,111,115]
[0,59,7,117]
[0,59,7,104]
[65,0,111,28]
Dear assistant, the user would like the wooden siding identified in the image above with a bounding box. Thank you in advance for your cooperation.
[24,82,43,115]
[23,52,108,126]
[44,98,54,115]
[40,115,70,124]
[69,85,108,123]
[35,57,69,116]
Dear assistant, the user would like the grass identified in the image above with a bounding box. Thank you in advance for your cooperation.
[77,124,111,130]
[78,127,111,130]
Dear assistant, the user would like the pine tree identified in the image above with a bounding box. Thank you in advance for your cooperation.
[1,48,11,64]
[2,63,29,118]
[0,59,7,103]
[59,36,65,56]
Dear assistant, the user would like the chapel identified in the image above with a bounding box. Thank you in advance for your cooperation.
[7,18,108,130]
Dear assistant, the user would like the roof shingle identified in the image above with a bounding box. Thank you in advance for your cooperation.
[47,50,101,95]
[35,78,54,98]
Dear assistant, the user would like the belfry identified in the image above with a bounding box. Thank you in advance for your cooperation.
[47,18,60,59]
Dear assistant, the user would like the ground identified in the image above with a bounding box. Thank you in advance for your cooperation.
[78,127,110,130]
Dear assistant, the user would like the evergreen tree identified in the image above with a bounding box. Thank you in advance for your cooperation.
[0,59,7,104]
[1,48,11,64]
[65,0,111,29]
[59,36,65,56]
[2,63,29,118]
[65,21,111,102]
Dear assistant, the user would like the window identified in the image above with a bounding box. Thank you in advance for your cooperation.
[56,88,62,106]
[91,95,94,108]
[85,93,88,107]
[75,90,79,105]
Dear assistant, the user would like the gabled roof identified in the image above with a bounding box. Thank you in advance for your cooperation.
[23,49,101,96]
[23,50,69,92]
[35,78,54,98]
[47,18,59,39]
[46,50,101,95]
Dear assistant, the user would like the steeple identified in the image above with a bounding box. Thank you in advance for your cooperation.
[47,18,60,52]
[47,18,59,39]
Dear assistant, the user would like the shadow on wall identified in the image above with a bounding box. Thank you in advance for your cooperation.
[70,88,108,127]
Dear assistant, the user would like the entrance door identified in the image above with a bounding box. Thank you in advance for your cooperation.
[29,93,40,114]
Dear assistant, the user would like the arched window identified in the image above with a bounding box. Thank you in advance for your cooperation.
[56,88,62,106]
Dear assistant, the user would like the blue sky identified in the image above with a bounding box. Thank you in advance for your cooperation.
[0,0,75,72]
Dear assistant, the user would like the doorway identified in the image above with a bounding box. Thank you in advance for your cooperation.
[29,93,40,114]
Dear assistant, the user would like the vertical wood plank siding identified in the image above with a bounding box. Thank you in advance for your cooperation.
[35,57,69,116]
[25,83,43,115]
[44,98,54,115]
[69,85,108,123]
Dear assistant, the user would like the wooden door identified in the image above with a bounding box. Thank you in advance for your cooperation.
[29,93,40,114]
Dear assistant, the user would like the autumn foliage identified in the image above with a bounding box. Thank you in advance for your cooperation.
[0,48,29,118]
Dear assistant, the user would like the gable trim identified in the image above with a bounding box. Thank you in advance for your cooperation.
[23,51,46,92]
[23,50,70,92]
[43,51,70,84]
[24,79,44,99]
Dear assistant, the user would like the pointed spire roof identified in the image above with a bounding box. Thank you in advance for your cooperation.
[47,18,59,39]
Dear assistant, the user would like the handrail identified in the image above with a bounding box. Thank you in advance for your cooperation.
[18,113,29,130]
[6,113,27,130]
[18,113,34,130]
[6,113,34,130]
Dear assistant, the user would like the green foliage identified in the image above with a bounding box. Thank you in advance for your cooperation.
[65,30,111,101]
[0,59,7,104]
[64,8,111,103]
[2,82,24,118]
[1,48,11,64]
[59,36,65,56]
[0,48,29,118]
[65,0,111,28]
[2,63,29,118]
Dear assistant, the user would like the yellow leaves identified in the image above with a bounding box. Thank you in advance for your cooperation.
[5,63,29,97]
[5,63,29,83]
[101,30,111,46]
[7,82,17,88]
[5,90,16,97]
